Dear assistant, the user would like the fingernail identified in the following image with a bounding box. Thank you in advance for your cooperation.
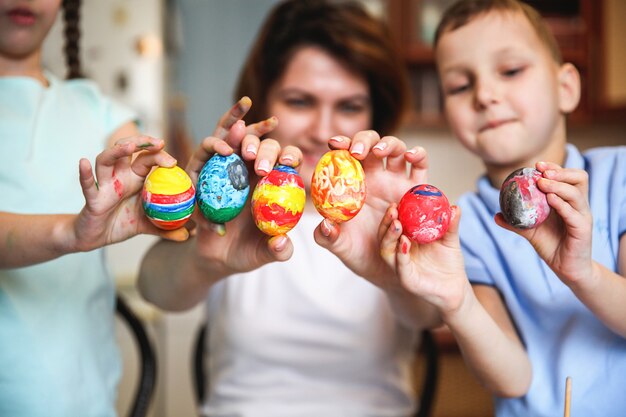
[373,142,387,151]
[258,159,271,173]
[321,219,332,237]
[236,120,245,129]
[281,155,294,165]
[246,144,257,155]
[273,235,287,252]
[329,136,344,143]
[351,143,365,155]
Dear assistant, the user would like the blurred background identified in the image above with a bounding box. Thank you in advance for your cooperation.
[41,1,625,416]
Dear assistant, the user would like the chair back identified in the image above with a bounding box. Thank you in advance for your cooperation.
[116,294,158,417]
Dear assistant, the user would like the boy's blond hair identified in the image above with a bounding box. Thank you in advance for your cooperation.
[434,0,562,64]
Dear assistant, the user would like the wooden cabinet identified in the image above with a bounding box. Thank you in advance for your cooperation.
[384,0,626,126]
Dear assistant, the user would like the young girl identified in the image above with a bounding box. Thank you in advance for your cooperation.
[0,0,186,415]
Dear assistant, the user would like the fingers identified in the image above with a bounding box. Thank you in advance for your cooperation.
[186,137,234,182]
[405,146,429,183]
[277,145,303,168]
[441,205,462,247]
[535,164,591,230]
[157,227,190,242]
[252,138,281,176]
[375,136,408,172]
[379,204,402,268]
[212,96,252,140]
[348,130,380,160]
[313,218,341,247]
[131,150,177,178]
[79,158,98,202]
[246,116,278,138]
[395,234,415,282]
[267,234,294,262]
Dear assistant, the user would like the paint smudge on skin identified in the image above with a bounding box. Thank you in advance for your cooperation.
[402,241,408,254]
[113,178,124,198]
[137,143,154,149]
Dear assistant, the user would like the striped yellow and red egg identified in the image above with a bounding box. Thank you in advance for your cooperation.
[141,166,195,230]
[251,165,305,236]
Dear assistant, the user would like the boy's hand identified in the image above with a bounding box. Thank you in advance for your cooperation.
[313,130,430,285]
[378,203,468,316]
[75,135,187,250]
[495,161,593,287]
[185,98,302,278]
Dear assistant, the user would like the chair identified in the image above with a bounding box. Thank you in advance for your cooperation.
[115,294,158,417]
[192,324,439,417]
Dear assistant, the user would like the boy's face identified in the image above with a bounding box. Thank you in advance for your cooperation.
[436,11,567,169]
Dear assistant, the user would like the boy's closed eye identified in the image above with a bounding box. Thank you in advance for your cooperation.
[500,66,526,78]
[443,77,471,95]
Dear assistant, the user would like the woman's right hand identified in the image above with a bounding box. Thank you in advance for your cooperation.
[186,97,302,280]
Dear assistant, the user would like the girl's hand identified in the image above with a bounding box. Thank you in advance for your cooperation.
[495,161,593,287]
[75,135,186,250]
[378,203,469,316]
[314,130,429,285]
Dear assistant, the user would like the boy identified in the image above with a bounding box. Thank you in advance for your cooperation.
[378,0,626,416]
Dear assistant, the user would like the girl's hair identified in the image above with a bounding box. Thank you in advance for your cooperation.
[434,0,562,64]
[62,0,83,79]
[234,0,410,136]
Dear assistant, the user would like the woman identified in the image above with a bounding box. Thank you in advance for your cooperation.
[139,1,440,416]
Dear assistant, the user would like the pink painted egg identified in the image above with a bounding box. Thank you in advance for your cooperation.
[311,150,366,223]
[499,167,550,229]
[398,184,451,244]
[251,165,305,236]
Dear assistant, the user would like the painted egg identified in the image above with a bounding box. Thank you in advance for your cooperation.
[251,165,305,236]
[311,150,366,223]
[398,184,451,244]
[142,166,195,230]
[499,167,550,229]
[196,153,249,223]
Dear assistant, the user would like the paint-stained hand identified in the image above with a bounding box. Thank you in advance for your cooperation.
[495,161,593,287]
[75,135,189,250]
[377,202,468,315]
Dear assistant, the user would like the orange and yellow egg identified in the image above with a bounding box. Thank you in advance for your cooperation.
[311,150,366,223]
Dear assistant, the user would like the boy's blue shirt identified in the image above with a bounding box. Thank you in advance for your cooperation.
[0,73,136,417]
[458,143,626,417]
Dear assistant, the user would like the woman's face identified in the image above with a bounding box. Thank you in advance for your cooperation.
[266,46,372,189]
